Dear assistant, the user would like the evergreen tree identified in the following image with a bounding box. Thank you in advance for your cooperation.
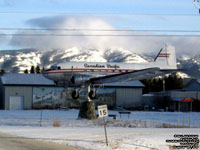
[0,69,5,73]
[0,69,5,74]
[141,73,183,93]
[24,69,29,74]
[165,75,173,90]
[35,65,41,74]
[30,66,35,74]
[165,73,183,90]
[157,78,163,91]
[141,79,149,94]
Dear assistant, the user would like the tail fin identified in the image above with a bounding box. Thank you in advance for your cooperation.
[154,45,177,70]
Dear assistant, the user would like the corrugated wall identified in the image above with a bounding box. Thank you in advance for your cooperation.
[116,88,142,108]
[5,86,33,110]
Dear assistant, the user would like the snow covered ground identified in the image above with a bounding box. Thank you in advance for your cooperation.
[0,109,199,150]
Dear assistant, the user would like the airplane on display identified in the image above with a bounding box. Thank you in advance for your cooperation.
[43,46,177,99]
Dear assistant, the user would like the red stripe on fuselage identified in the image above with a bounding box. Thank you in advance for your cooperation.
[45,69,135,74]
[49,69,71,73]
[114,70,119,73]
[121,70,126,73]
[93,69,99,72]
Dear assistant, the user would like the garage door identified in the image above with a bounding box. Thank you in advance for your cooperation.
[9,96,24,110]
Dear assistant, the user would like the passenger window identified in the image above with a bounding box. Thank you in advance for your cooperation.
[57,66,61,70]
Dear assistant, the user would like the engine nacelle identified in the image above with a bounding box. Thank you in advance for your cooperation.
[71,89,79,99]
[71,75,91,85]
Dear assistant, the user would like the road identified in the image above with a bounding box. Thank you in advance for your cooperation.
[0,132,82,150]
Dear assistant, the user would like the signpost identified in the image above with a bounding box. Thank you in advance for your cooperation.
[98,105,109,146]
[40,96,44,127]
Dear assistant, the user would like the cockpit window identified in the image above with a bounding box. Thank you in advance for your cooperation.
[50,66,56,69]
[50,65,61,70]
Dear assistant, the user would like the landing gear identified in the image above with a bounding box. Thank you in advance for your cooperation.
[71,84,102,100]
[88,84,103,99]
[71,89,79,99]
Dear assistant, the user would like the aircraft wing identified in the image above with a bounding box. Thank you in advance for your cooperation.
[89,67,163,84]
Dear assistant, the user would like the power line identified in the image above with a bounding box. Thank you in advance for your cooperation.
[1,33,200,37]
[1,28,141,31]
[0,28,200,33]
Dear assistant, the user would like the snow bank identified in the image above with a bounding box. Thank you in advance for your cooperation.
[0,110,199,150]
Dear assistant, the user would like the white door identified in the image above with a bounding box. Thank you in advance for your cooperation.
[9,96,24,110]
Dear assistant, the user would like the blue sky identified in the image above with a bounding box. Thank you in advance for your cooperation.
[0,0,196,14]
[0,0,200,54]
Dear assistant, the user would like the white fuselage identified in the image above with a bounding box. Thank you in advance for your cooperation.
[44,61,176,83]
[43,46,178,83]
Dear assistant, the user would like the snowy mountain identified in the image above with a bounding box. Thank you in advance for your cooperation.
[0,48,199,78]
[177,55,200,78]
[0,48,147,73]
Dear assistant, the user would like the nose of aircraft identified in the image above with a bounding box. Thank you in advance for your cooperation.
[42,69,60,82]
[42,69,52,80]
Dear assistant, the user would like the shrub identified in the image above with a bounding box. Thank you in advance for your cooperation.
[53,119,61,127]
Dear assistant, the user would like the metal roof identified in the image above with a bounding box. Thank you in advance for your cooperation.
[102,80,144,88]
[1,73,55,86]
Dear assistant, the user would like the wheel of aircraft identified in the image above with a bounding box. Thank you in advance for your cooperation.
[71,90,79,99]
[88,90,96,99]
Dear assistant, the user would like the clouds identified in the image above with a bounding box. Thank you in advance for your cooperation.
[9,15,200,55]
[128,35,200,55]
[10,15,134,51]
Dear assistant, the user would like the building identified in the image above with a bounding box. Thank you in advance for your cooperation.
[102,81,144,108]
[142,93,170,111]
[168,78,200,111]
[0,74,65,110]
[170,97,193,112]
[141,78,200,112]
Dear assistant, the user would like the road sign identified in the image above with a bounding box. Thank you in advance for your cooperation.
[98,105,109,146]
[98,105,108,118]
